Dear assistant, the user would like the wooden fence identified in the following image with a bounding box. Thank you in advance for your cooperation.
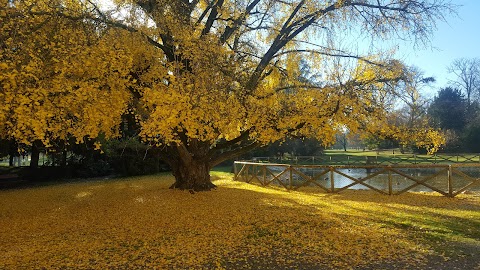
[252,154,480,165]
[233,161,480,197]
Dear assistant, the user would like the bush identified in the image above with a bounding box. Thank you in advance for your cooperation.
[104,138,169,176]
[20,166,73,181]
[72,158,113,178]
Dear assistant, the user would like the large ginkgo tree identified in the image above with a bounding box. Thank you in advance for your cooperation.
[1,0,450,190]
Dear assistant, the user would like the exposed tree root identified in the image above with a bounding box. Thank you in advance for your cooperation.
[169,181,217,192]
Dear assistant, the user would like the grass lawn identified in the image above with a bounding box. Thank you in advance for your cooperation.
[258,150,480,165]
[1,172,479,269]
[324,149,480,162]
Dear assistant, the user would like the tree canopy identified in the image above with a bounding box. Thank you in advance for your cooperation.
[428,87,467,132]
[0,0,452,190]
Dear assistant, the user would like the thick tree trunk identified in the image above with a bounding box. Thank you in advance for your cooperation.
[8,140,17,167]
[30,142,40,168]
[164,138,258,192]
[169,159,216,192]
[61,150,67,167]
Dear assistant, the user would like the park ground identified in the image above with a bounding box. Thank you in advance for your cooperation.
[0,171,479,269]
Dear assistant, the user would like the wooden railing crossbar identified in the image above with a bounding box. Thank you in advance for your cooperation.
[390,168,449,196]
[235,163,249,182]
[450,168,480,196]
[312,169,330,182]
[265,166,290,189]
[332,168,389,195]
[290,167,330,192]
[249,166,263,185]
[334,170,387,194]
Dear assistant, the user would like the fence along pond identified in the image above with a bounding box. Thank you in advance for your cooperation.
[252,154,480,165]
[233,161,480,197]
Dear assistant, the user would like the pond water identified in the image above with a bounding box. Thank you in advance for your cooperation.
[249,166,480,193]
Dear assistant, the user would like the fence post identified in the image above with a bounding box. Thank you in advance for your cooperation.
[448,165,453,197]
[262,165,266,186]
[330,167,335,193]
[289,165,293,190]
[388,166,392,195]
[233,162,238,181]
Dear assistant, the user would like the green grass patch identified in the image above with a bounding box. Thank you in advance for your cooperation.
[211,165,233,173]
[281,150,480,165]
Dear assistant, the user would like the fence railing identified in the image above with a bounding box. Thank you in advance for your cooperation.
[233,161,480,197]
[252,154,480,165]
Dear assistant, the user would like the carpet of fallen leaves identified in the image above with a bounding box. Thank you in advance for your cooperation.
[1,172,479,269]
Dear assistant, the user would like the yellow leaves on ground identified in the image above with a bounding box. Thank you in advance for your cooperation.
[1,173,479,269]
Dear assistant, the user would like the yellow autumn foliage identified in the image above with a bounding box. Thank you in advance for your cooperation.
[1,1,451,189]
[0,1,446,154]
[0,3,133,146]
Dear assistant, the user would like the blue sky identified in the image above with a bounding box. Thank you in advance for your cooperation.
[396,0,480,96]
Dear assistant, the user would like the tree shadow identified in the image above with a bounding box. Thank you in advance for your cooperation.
[222,182,480,267]
[2,175,479,269]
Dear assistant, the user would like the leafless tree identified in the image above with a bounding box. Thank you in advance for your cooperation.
[448,57,480,105]
[396,66,435,128]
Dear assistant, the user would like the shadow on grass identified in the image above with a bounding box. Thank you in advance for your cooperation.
[2,173,479,269]
[0,170,173,191]
[225,182,480,268]
[0,175,443,269]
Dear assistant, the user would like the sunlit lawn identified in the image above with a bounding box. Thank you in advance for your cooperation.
[325,149,480,162]
[1,172,479,269]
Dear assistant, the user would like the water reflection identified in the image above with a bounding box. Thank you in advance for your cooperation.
[263,166,480,192]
